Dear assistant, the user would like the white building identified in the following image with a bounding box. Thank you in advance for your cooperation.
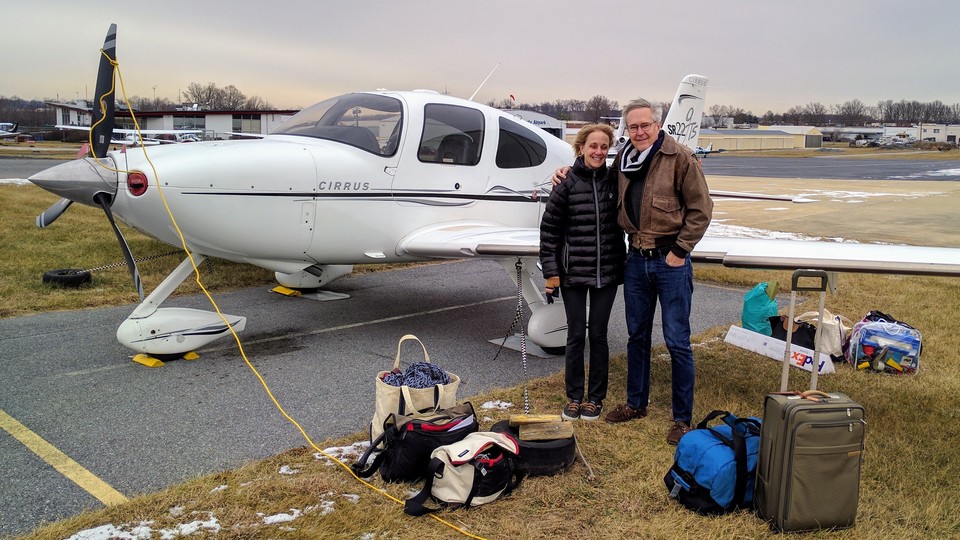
[46,101,298,140]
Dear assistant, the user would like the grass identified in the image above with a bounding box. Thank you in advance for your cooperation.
[0,140,86,160]
[5,156,960,538]
[14,271,960,540]
[0,184,419,319]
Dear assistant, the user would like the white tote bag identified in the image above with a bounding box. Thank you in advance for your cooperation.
[371,335,460,444]
[796,309,853,358]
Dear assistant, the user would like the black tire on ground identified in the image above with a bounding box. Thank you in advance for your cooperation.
[541,346,566,356]
[42,269,92,287]
[491,419,577,476]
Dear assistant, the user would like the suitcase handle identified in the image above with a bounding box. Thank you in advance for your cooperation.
[790,269,828,292]
[771,390,832,402]
[781,270,829,393]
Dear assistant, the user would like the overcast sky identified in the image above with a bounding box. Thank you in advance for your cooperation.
[3,1,958,114]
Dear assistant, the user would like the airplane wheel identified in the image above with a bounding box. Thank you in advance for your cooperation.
[541,346,565,356]
[491,419,576,476]
[42,269,92,287]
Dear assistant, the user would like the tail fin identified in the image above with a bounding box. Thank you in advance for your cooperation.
[662,74,708,152]
[705,143,712,152]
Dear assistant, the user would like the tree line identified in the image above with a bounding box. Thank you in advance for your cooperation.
[0,82,273,127]
[5,87,960,130]
[717,99,960,127]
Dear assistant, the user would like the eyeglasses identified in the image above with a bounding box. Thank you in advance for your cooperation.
[627,122,658,134]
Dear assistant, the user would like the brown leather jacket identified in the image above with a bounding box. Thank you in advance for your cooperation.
[615,133,713,255]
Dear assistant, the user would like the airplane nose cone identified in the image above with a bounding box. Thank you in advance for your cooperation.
[29,157,118,206]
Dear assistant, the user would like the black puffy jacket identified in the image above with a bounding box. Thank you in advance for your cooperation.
[539,156,625,288]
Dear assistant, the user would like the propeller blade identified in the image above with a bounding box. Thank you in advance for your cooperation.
[91,24,118,159]
[35,198,74,228]
[93,192,144,301]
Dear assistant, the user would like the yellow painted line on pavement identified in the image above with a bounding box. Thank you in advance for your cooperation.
[0,409,128,506]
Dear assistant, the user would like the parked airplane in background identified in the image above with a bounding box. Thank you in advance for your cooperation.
[28,25,960,364]
[695,143,723,157]
[56,124,204,147]
[0,122,21,139]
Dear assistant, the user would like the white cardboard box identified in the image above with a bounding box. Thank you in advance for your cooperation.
[724,325,835,375]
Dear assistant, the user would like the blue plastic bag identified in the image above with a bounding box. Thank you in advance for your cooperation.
[741,282,778,335]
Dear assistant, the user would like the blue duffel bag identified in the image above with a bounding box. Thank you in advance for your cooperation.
[663,410,761,515]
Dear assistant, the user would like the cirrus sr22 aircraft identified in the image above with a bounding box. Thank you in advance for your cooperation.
[29,24,960,365]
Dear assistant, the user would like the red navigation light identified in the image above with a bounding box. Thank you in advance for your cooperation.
[127,171,148,196]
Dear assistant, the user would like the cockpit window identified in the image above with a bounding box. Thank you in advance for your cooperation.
[272,93,403,156]
[496,116,547,169]
[418,104,484,166]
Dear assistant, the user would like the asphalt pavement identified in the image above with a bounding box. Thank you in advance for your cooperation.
[3,153,953,536]
[699,154,960,180]
[0,258,747,536]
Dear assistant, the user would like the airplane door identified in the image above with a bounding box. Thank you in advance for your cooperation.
[391,102,488,208]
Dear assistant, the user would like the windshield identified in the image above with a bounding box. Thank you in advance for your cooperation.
[273,93,403,156]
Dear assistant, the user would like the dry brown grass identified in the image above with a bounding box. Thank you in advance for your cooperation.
[16,269,960,540]
[6,156,960,539]
[0,184,424,318]
[0,140,85,160]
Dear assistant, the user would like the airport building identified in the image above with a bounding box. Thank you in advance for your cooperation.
[46,100,298,140]
[698,126,822,151]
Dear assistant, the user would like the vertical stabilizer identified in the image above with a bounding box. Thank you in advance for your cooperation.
[607,74,709,164]
[662,74,708,152]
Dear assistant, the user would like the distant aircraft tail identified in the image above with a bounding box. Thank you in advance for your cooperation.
[662,74,708,152]
[609,74,708,156]
[704,143,712,152]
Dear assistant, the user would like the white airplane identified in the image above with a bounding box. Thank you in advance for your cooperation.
[28,25,960,364]
[0,122,22,139]
[694,143,723,157]
[55,124,204,147]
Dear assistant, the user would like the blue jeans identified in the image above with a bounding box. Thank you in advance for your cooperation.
[623,251,695,423]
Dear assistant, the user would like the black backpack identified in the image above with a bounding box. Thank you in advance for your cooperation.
[352,402,478,483]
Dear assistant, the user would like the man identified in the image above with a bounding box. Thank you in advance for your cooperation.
[554,99,713,444]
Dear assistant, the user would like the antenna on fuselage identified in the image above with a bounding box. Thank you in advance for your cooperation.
[468,62,501,101]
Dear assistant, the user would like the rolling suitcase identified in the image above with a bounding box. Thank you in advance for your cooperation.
[754,270,866,532]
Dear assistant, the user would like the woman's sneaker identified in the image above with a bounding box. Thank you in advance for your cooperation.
[561,401,581,420]
[580,401,603,421]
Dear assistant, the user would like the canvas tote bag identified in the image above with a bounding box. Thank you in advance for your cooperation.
[371,334,460,444]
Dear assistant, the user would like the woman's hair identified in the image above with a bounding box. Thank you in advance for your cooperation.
[572,123,615,156]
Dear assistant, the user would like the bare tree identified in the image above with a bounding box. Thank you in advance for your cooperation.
[219,85,248,110]
[183,82,220,109]
[244,96,273,110]
[584,95,618,123]
[802,102,828,125]
[707,104,728,128]
[834,99,868,125]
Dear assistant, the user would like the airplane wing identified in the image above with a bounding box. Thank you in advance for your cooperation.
[400,223,540,258]
[401,222,960,277]
[56,125,202,135]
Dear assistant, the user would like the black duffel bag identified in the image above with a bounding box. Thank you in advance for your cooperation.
[352,402,478,483]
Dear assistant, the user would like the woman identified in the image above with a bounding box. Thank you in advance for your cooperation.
[539,124,625,421]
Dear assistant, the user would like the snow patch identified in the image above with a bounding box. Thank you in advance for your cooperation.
[480,400,513,410]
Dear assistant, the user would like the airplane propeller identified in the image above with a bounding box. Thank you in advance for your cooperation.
[33,23,144,301]
[35,198,73,228]
[36,23,117,230]
[94,192,144,301]
[91,23,118,159]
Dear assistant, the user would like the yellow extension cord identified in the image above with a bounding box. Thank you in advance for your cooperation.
[90,50,487,540]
